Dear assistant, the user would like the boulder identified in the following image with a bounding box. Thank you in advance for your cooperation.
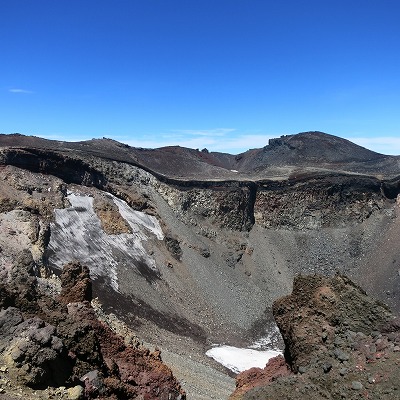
[0,308,71,388]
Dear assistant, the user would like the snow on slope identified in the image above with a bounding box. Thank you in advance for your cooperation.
[206,346,281,374]
[206,323,283,373]
[112,196,164,240]
[47,191,164,291]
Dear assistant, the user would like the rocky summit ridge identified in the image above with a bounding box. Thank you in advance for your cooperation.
[0,131,400,399]
[1,131,400,181]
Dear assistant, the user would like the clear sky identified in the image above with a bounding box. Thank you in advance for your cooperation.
[1,0,400,155]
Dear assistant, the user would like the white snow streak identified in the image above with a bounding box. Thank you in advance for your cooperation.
[112,196,164,240]
[48,191,163,291]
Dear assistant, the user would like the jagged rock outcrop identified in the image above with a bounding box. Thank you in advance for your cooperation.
[0,308,71,387]
[231,275,400,399]
[0,250,41,314]
[254,175,387,229]
[274,275,393,371]
[0,254,185,399]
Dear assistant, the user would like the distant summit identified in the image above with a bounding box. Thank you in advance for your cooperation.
[232,131,392,176]
[0,131,399,180]
[265,131,384,162]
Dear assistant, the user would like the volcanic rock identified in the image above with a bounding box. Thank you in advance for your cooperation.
[0,260,186,399]
[231,274,400,399]
[59,261,92,304]
[273,274,393,371]
[0,250,40,314]
[1,311,70,387]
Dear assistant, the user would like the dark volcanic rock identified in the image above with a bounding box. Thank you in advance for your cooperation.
[164,236,183,260]
[231,275,400,400]
[0,250,40,314]
[0,260,186,399]
[254,175,388,229]
[0,304,73,388]
[1,311,71,387]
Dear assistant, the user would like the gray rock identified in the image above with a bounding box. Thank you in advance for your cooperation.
[322,362,332,373]
[81,369,103,392]
[334,348,349,362]
[0,308,24,337]
[200,248,210,258]
[298,366,307,374]
[2,314,70,387]
[351,381,363,390]
[369,344,377,353]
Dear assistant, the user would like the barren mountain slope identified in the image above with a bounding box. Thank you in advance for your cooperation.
[1,131,399,180]
[0,131,399,399]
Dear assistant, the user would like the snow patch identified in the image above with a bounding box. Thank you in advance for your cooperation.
[47,191,163,291]
[250,324,282,350]
[206,346,281,374]
[207,324,283,374]
[112,196,164,240]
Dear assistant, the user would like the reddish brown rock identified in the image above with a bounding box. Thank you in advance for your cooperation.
[0,260,185,399]
[230,355,291,399]
[273,274,393,372]
[59,261,92,304]
[231,275,400,400]
[72,304,186,399]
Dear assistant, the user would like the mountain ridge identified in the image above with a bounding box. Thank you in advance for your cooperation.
[1,131,399,181]
[1,131,400,398]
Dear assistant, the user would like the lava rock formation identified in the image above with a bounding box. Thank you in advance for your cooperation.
[231,274,400,399]
[0,252,185,399]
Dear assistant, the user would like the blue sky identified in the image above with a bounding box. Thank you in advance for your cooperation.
[1,0,400,155]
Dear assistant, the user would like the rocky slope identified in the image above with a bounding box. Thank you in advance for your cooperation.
[231,274,400,399]
[0,251,185,399]
[0,131,400,398]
